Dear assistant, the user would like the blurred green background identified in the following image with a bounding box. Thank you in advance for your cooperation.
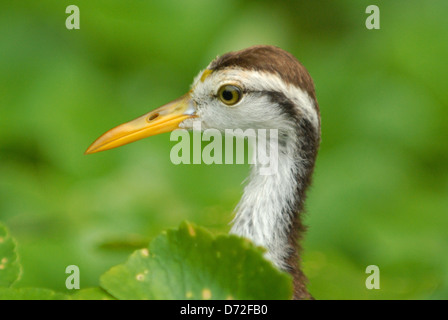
[1,0,447,299]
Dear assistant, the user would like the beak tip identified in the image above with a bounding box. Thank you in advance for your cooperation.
[84,145,97,155]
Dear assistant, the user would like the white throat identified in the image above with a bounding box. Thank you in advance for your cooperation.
[230,136,302,270]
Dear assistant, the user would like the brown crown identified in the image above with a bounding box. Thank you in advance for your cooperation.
[209,45,317,103]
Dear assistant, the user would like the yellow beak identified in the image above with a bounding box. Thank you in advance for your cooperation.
[85,93,196,154]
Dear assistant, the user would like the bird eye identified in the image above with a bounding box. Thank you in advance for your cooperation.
[218,85,242,106]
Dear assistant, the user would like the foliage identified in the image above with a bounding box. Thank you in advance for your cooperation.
[0,222,292,300]
[0,224,21,287]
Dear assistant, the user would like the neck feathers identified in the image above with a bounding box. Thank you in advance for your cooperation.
[230,114,319,300]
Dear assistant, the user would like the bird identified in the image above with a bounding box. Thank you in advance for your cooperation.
[85,45,321,300]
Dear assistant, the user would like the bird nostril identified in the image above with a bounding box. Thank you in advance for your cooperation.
[148,113,159,121]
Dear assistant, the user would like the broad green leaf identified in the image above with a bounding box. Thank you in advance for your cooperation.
[100,222,293,300]
[0,223,21,287]
[70,288,116,300]
[0,288,67,300]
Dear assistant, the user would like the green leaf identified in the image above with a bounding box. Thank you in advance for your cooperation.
[0,223,21,287]
[70,288,116,300]
[0,288,67,300]
[100,222,293,300]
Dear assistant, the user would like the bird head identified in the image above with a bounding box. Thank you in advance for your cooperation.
[85,45,320,154]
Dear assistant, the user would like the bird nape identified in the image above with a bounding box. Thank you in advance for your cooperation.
[86,45,321,300]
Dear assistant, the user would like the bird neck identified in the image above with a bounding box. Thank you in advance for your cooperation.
[230,119,318,300]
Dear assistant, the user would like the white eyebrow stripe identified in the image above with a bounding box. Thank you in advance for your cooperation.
[192,68,320,130]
